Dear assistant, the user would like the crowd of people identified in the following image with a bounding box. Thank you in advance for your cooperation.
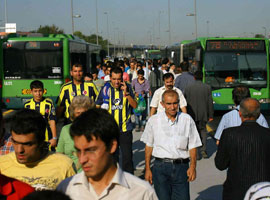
[0,57,270,200]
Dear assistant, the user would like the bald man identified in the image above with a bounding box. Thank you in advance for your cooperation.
[215,98,270,200]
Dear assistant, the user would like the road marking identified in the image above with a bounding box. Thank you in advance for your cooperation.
[3,109,14,116]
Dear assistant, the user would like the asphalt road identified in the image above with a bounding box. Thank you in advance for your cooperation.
[132,125,226,200]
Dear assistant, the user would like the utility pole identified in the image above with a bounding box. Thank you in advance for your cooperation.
[96,0,99,45]
[168,0,171,45]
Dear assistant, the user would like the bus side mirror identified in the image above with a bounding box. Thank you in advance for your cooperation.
[195,49,201,62]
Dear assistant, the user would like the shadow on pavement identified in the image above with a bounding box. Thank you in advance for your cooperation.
[195,185,223,200]
[206,136,217,158]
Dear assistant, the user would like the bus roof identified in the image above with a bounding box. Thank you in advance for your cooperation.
[2,33,88,43]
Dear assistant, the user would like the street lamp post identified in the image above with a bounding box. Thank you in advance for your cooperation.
[168,0,171,45]
[96,0,99,45]
[262,26,267,38]
[186,0,198,39]
[71,0,74,34]
[5,0,8,24]
[71,0,81,34]
[104,12,109,57]
[206,20,209,37]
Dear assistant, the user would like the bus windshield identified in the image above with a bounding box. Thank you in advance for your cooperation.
[3,41,63,79]
[204,51,267,89]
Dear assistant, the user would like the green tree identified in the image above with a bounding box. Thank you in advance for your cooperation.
[255,34,265,38]
[33,25,64,34]
[74,31,109,50]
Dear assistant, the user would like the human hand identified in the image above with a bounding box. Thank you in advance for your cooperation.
[187,166,196,182]
[145,168,153,184]
[120,81,128,93]
[49,138,57,147]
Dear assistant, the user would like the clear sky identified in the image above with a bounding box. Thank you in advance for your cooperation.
[0,0,269,46]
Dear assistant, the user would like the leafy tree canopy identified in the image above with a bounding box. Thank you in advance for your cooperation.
[74,31,109,50]
[32,24,64,34]
[255,34,265,38]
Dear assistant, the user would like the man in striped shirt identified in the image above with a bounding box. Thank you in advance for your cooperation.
[96,67,137,174]
[56,63,98,124]
[24,80,57,149]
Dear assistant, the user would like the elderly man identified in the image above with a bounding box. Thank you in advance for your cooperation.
[141,90,202,200]
[214,86,268,145]
[215,98,270,200]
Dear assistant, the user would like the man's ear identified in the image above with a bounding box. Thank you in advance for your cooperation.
[160,101,165,108]
[110,139,118,154]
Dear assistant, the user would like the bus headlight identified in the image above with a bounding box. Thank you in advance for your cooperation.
[259,98,270,104]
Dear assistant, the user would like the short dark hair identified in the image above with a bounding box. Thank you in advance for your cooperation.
[110,67,123,77]
[30,80,44,90]
[137,69,144,75]
[180,61,189,72]
[71,63,83,71]
[70,108,119,149]
[10,109,46,144]
[91,68,99,75]
[194,71,203,80]
[162,58,169,65]
[163,72,174,81]
[232,86,250,105]
[23,190,71,200]
[85,72,93,79]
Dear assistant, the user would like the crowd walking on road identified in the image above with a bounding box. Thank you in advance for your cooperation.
[0,57,270,200]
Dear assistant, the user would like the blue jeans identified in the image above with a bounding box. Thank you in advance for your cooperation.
[135,110,147,127]
[152,159,190,200]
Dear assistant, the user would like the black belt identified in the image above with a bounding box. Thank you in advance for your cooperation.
[155,157,189,164]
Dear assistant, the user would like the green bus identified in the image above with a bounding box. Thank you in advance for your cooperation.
[145,49,162,60]
[180,37,270,110]
[169,40,192,66]
[0,33,101,109]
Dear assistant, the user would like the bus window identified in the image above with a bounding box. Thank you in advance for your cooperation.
[4,41,63,79]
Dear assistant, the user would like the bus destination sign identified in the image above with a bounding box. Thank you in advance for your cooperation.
[206,40,265,51]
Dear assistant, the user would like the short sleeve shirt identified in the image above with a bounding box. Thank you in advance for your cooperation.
[150,86,187,112]
[141,112,202,159]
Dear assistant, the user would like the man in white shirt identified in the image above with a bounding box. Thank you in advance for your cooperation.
[150,72,187,116]
[141,90,202,200]
[57,108,158,200]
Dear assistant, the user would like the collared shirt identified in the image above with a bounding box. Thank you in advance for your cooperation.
[96,82,135,132]
[0,134,14,156]
[150,86,187,112]
[24,98,56,142]
[57,165,158,200]
[56,81,98,119]
[174,72,195,93]
[214,106,269,140]
[24,98,56,122]
[132,78,150,98]
[141,112,202,159]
